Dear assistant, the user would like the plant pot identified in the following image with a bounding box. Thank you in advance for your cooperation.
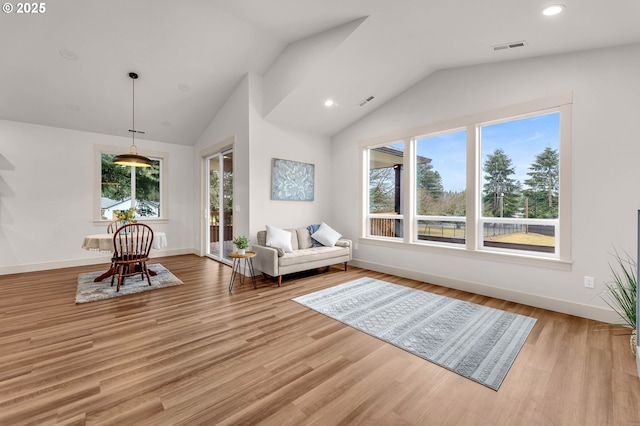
[238,248,246,255]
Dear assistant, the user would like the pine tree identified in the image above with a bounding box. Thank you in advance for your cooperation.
[523,147,559,218]
[416,162,445,215]
[482,149,521,217]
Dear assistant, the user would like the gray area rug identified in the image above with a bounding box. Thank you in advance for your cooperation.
[76,263,183,304]
[292,277,536,390]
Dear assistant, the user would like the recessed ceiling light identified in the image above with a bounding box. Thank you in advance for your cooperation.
[324,99,335,107]
[542,4,565,16]
[59,49,79,60]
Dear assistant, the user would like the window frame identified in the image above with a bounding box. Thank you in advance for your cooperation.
[94,144,170,224]
[360,93,572,270]
[413,127,468,247]
[365,141,407,241]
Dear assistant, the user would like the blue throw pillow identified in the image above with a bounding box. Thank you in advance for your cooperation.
[307,224,323,247]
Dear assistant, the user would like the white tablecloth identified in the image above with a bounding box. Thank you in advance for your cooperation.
[82,232,168,253]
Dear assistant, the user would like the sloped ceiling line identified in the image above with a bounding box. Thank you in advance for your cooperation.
[262,17,368,118]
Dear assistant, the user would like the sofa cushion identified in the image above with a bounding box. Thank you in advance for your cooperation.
[288,228,299,250]
[257,230,267,246]
[258,230,285,256]
[297,228,313,249]
[311,222,342,247]
[266,225,293,253]
[278,246,349,267]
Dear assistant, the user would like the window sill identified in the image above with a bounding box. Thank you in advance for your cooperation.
[93,218,169,226]
[358,237,572,271]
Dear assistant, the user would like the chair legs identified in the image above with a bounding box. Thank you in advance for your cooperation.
[114,262,151,292]
[116,265,125,292]
[141,262,152,286]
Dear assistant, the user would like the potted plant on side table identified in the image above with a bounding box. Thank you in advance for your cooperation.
[232,235,250,255]
[599,248,637,355]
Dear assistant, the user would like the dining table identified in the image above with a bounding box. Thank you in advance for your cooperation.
[81,231,168,282]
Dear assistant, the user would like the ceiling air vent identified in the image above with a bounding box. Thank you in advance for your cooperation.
[492,40,527,51]
[358,95,375,107]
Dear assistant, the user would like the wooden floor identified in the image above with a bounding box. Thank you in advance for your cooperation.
[0,254,638,425]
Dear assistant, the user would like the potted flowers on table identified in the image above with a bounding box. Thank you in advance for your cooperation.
[232,235,250,255]
[115,207,138,225]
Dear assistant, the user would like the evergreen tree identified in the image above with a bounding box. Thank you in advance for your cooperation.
[416,162,445,215]
[417,162,444,201]
[482,149,521,217]
[523,147,559,218]
[101,154,132,201]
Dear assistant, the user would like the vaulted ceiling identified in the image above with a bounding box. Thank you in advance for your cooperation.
[1,0,639,146]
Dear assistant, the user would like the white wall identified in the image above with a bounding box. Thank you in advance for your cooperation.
[262,18,366,117]
[330,43,640,322]
[248,73,332,238]
[0,120,194,274]
[192,73,333,257]
[193,74,250,254]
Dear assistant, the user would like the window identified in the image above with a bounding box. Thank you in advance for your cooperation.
[367,142,404,238]
[98,150,164,221]
[479,112,559,254]
[415,129,467,245]
[363,94,571,264]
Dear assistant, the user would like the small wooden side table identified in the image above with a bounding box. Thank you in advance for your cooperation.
[228,251,257,292]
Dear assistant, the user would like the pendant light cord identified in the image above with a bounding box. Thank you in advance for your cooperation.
[128,72,144,153]
[113,71,152,167]
[131,75,136,146]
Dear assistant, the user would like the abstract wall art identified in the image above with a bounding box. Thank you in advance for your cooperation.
[271,158,314,201]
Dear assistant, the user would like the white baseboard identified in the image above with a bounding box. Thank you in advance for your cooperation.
[350,259,617,323]
[0,248,196,275]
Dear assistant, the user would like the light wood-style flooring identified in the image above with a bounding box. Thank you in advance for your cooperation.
[0,254,638,425]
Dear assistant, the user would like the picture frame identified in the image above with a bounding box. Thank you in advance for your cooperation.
[271,158,314,201]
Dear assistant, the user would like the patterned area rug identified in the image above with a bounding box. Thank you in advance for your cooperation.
[292,277,536,390]
[76,263,183,304]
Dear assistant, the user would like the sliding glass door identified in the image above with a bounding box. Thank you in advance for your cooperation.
[206,150,233,263]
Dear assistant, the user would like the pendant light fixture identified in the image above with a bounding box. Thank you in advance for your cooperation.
[113,72,152,168]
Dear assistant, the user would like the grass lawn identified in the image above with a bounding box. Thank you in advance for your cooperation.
[484,232,554,247]
[418,228,555,247]
[420,227,465,239]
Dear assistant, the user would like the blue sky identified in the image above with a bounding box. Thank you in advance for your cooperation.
[415,112,560,191]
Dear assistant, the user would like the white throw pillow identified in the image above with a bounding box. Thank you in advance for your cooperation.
[266,225,293,253]
[311,222,342,247]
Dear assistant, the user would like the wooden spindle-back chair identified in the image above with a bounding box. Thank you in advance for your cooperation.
[111,223,154,292]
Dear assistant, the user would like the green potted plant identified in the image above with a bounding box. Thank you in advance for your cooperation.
[232,235,250,255]
[599,248,637,355]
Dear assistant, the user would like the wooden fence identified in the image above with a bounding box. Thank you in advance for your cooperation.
[210,225,233,242]
[210,211,233,242]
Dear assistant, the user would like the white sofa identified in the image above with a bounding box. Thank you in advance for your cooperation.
[252,227,352,286]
